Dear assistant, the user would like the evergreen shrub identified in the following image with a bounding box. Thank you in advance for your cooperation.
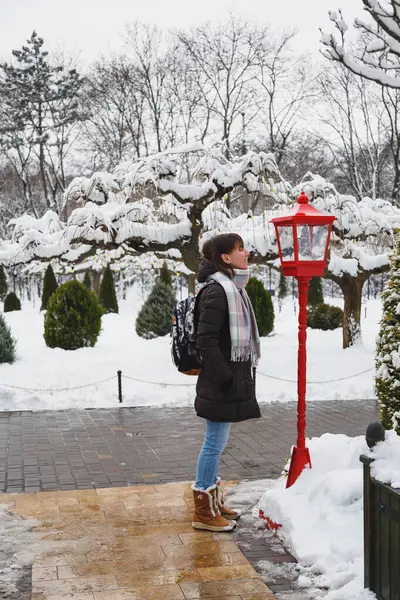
[99,265,118,313]
[4,292,21,312]
[136,265,176,339]
[376,237,400,434]
[40,264,58,310]
[246,277,274,336]
[307,303,343,331]
[44,280,103,350]
[0,313,16,364]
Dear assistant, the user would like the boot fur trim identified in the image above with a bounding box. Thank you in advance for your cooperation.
[191,483,217,517]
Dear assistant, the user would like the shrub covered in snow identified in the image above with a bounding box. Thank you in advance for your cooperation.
[4,292,21,312]
[44,280,103,350]
[376,240,400,434]
[99,265,118,314]
[308,277,324,306]
[307,303,343,331]
[246,277,274,336]
[136,264,176,339]
[0,265,8,301]
[40,264,58,311]
[0,313,16,364]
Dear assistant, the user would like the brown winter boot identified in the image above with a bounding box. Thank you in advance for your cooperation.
[216,477,241,520]
[191,484,236,532]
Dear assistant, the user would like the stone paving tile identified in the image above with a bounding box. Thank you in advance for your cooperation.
[0,400,378,493]
[4,482,274,600]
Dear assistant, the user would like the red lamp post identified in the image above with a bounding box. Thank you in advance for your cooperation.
[271,192,335,488]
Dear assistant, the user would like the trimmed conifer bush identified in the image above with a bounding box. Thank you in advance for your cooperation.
[246,277,274,336]
[159,263,172,285]
[376,238,400,434]
[40,264,58,311]
[0,265,8,301]
[99,265,118,314]
[4,292,21,312]
[136,266,176,339]
[0,313,16,364]
[44,280,103,350]
[83,272,91,290]
[308,277,324,306]
[307,303,343,331]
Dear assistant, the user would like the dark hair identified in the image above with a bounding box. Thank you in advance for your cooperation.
[202,233,244,279]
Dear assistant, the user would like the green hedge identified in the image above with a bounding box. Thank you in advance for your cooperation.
[307,303,343,331]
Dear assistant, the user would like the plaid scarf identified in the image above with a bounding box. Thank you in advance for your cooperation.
[210,270,261,367]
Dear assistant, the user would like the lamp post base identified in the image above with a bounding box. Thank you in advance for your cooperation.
[286,446,312,488]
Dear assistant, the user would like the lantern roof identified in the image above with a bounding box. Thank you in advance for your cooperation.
[271,192,336,226]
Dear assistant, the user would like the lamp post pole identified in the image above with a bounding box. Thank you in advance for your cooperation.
[286,276,312,488]
[271,192,335,490]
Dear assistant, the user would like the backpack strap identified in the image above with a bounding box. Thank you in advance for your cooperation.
[193,281,213,328]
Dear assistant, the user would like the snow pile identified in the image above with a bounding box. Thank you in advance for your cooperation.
[370,430,400,489]
[0,502,39,597]
[259,433,376,599]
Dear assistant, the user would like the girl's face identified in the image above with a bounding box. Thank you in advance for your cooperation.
[222,243,250,270]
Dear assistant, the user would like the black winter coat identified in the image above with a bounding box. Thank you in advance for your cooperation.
[195,259,261,423]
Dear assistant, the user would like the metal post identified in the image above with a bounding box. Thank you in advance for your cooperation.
[241,112,246,156]
[286,277,312,488]
[117,370,122,403]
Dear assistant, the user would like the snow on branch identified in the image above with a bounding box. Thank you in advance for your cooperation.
[2,144,287,266]
[294,173,400,276]
[321,3,400,88]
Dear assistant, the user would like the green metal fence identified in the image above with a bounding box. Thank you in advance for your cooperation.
[361,455,400,600]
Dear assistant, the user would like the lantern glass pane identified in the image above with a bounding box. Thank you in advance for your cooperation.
[297,224,329,261]
[277,226,294,261]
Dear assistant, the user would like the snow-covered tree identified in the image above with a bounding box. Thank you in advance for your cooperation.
[295,173,400,348]
[0,144,286,294]
[376,233,400,434]
[3,143,400,350]
[320,2,400,89]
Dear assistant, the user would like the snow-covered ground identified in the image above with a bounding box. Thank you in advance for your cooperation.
[0,287,380,412]
[227,431,400,600]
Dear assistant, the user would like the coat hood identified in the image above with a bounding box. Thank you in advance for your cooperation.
[197,258,217,283]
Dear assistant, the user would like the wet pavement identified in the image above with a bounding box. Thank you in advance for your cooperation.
[5,481,275,600]
[0,400,379,494]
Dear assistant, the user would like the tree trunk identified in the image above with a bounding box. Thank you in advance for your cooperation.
[339,274,366,349]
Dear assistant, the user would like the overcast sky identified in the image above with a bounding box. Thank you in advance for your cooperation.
[0,0,363,64]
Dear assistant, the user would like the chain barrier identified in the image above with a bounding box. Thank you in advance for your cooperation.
[122,374,195,388]
[0,375,116,394]
[258,366,374,385]
[0,366,375,397]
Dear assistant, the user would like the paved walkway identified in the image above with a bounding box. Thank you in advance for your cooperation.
[0,400,378,494]
[5,482,276,600]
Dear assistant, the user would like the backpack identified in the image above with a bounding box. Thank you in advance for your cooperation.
[171,284,211,375]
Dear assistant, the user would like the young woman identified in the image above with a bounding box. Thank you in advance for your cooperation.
[191,233,261,532]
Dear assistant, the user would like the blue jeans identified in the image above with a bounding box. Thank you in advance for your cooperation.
[195,420,232,490]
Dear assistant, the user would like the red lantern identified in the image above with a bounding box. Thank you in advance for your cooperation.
[271,192,335,488]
